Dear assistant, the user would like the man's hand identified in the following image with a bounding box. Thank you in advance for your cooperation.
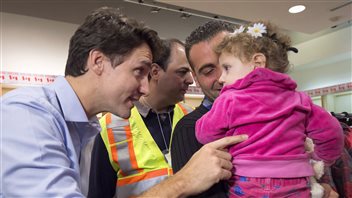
[139,135,248,198]
[176,135,248,196]
[321,183,339,198]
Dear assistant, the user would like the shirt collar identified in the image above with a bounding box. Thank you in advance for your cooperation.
[52,76,92,123]
[202,96,213,110]
[134,101,175,118]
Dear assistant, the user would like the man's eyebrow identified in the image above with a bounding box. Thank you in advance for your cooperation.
[177,66,191,71]
[198,63,215,73]
[141,60,152,67]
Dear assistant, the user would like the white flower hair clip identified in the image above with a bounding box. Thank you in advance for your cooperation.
[231,23,267,38]
[247,23,267,38]
[233,25,245,35]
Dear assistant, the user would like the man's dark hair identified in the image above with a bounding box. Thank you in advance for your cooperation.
[185,20,235,69]
[65,7,162,76]
[155,38,184,71]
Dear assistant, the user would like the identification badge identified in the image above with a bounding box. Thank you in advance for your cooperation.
[164,152,172,166]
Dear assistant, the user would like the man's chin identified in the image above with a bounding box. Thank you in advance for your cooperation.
[115,107,132,119]
[206,92,219,101]
[174,96,185,104]
[118,112,131,119]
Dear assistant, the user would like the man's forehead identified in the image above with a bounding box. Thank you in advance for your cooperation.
[190,43,215,66]
[144,45,153,60]
[209,31,229,46]
[135,54,152,66]
[172,43,186,55]
[140,59,152,67]
[168,43,186,63]
[191,31,228,54]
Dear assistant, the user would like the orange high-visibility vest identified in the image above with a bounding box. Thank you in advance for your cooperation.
[100,103,193,197]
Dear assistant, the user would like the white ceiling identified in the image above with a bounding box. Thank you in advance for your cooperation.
[1,0,210,43]
[2,0,351,45]
[157,0,352,34]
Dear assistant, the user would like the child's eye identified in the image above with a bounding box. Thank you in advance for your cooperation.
[223,65,229,71]
[222,64,231,72]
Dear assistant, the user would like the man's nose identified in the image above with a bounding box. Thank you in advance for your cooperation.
[139,76,150,95]
[185,72,194,85]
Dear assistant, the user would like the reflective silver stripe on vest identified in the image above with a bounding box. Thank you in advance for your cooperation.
[116,175,168,198]
[178,103,193,114]
[107,114,140,176]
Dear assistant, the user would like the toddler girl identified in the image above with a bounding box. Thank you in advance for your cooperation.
[195,21,343,198]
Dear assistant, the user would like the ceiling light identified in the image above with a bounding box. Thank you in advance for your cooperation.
[180,13,191,19]
[289,5,306,14]
[150,7,160,14]
[124,0,243,25]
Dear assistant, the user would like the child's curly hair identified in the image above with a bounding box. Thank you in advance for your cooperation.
[216,21,295,73]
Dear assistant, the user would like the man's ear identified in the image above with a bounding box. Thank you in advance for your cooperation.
[150,63,162,80]
[87,49,105,76]
[252,53,266,68]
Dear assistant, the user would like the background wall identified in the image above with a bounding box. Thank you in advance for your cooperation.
[2,12,77,75]
[290,58,351,91]
[1,12,351,111]
[288,25,351,90]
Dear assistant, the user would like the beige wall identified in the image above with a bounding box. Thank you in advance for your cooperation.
[184,95,203,109]
[1,85,15,96]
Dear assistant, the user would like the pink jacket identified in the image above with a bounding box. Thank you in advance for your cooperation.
[196,68,343,178]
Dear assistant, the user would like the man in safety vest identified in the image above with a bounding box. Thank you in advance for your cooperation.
[88,38,194,197]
